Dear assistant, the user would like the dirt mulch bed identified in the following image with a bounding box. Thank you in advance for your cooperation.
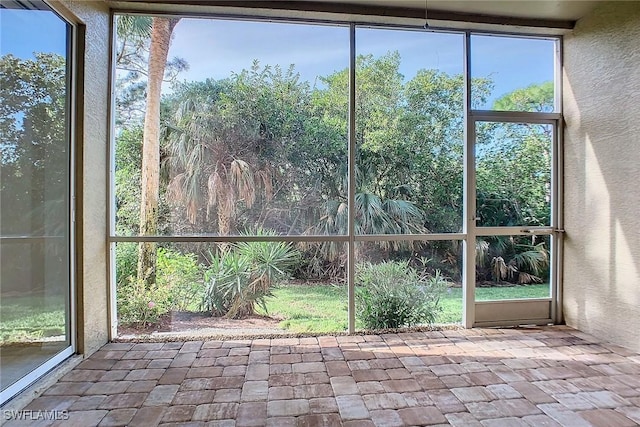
[117,311,287,340]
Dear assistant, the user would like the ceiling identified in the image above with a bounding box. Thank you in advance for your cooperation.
[111,0,603,32]
[314,1,601,22]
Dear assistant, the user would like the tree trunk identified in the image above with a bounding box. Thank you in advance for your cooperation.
[137,17,179,285]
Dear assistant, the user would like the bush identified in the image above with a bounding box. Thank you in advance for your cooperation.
[115,242,138,286]
[202,236,299,318]
[156,248,203,311]
[117,277,171,327]
[355,261,447,329]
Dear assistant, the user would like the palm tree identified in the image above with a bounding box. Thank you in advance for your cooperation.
[137,17,180,284]
[165,82,272,237]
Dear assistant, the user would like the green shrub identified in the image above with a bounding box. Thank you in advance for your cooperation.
[115,242,138,286]
[202,234,299,318]
[355,261,447,329]
[117,277,171,327]
[157,247,203,311]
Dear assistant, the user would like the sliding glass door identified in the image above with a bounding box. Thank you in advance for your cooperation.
[0,2,74,404]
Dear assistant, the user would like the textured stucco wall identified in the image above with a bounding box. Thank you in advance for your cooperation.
[563,2,640,352]
[56,0,111,356]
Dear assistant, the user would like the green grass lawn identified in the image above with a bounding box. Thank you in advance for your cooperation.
[263,283,550,333]
[1,294,66,342]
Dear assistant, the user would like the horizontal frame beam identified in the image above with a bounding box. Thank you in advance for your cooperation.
[111,0,575,30]
[109,233,466,243]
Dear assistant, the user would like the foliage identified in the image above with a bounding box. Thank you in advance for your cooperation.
[355,261,447,329]
[115,242,138,286]
[117,277,171,327]
[476,236,549,284]
[202,230,300,318]
[156,247,203,311]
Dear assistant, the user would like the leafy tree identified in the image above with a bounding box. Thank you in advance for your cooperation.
[0,52,68,289]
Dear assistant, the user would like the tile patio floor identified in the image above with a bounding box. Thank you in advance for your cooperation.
[8,325,640,426]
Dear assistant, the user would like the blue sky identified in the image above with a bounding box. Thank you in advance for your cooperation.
[167,18,555,108]
[0,8,67,57]
[0,9,555,109]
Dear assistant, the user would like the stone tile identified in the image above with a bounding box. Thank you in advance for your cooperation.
[60,370,106,382]
[293,383,334,399]
[427,389,467,413]
[57,410,108,427]
[358,381,385,394]
[240,380,268,401]
[480,417,528,427]
[97,408,137,426]
[446,412,484,427]
[325,361,351,377]
[309,397,339,414]
[266,417,297,427]
[304,372,330,385]
[336,395,370,420]
[159,367,190,384]
[579,390,631,408]
[521,414,562,427]
[161,405,196,422]
[222,365,247,377]
[180,341,203,353]
[450,386,496,403]
[192,403,238,421]
[617,406,640,424]
[144,350,179,360]
[363,392,408,410]
[236,402,267,427]
[398,406,446,425]
[170,353,197,368]
[330,376,359,396]
[485,384,522,399]
[76,359,117,370]
[579,409,637,427]
[369,409,404,427]
[245,364,269,381]
[292,362,326,374]
[172,390,215,405]
[267,399,309,417]
[127,380,157,393]
[69,395,107,411]
[509,382,557,404]
[98,393,148,410]
[143,385,179,406]
[24,395,79,411]
[84,381,132,396]
[112,360,149,370]
[215,356,249,367]
[43,382,94,396]
[385,368,413,380]
[343,421,376,427]
[267,386,294,400]
[298,413,343,427]
[214,388,242,403]
[269,373,304,387]
[213,376,246,390]
[491,398,541,417]
[147,359,172,369]
[538,403,592,426]
[352,369,390,382]
[180,378,216,391]
[99,370,129,381]
[381,379,422,393]
[124,368,165,381]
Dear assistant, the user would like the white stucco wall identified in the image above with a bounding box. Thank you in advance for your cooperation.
[56,0,111,356]
[563,1,640,352]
